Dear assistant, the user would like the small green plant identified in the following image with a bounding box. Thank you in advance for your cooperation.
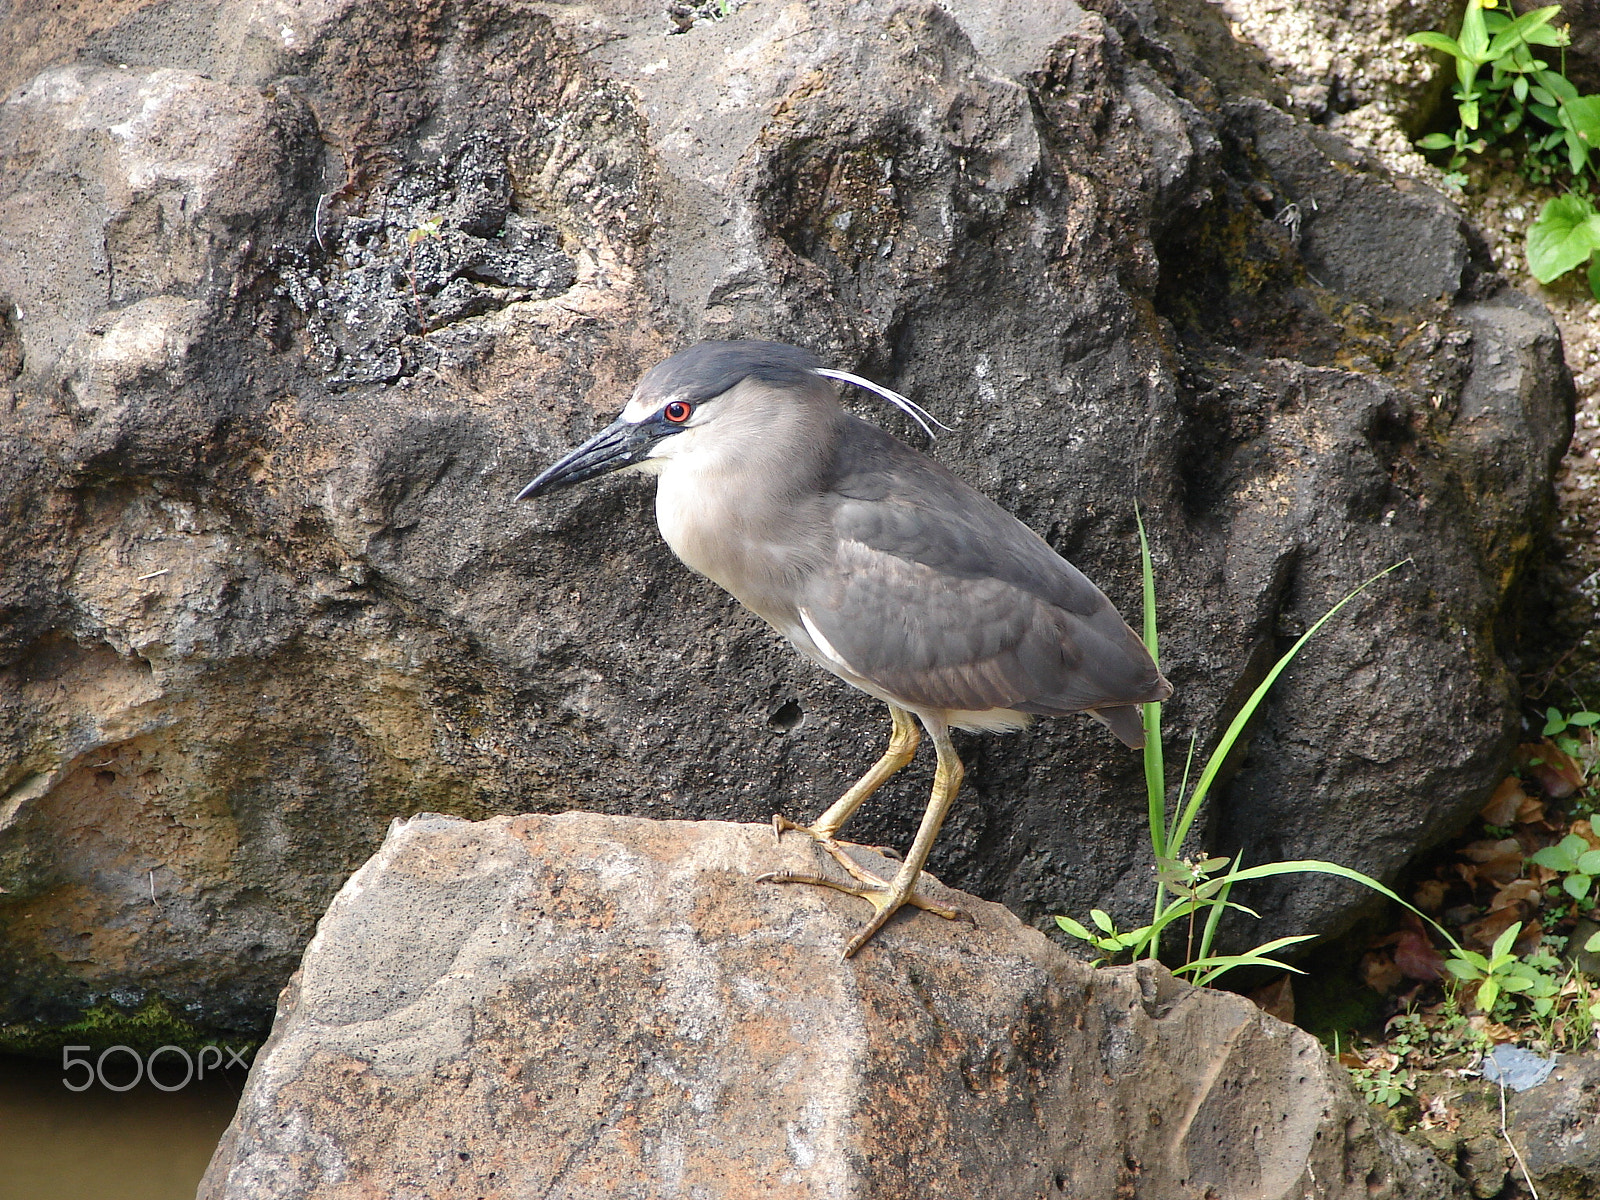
[1443,921,1544,1012]
[1409,0,1600,295]
[1542,704,1600,755]
[1410,0,1573,172]
[1347,1054,1416,1108]
[1530,835,1600,946]
[1527,193,1600,296]
[1056,520,1437,984]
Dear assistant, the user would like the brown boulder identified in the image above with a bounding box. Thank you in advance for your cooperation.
[202,812,1462,1200]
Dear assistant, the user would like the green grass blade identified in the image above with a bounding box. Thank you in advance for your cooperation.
[1164,561,1410,856]
[1194,853,1241,963]
[1220,858,1464,954]
[1136,502,1167,862]
[1165,733,1199,851]
[1183,937,1318,986]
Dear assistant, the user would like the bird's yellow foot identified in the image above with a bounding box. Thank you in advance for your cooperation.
[756,860,966,957]
[770,813,903,875]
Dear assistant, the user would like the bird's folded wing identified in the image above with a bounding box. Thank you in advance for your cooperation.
[799,534,1158,715]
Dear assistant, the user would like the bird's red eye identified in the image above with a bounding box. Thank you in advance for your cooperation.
[663,401,692,424]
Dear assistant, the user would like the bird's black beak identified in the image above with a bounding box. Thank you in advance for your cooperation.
[515,417,659,500]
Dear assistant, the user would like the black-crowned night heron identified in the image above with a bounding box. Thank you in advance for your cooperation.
[518,341,1171,956]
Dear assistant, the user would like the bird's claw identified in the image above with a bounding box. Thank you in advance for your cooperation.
[756,868,965,957]
[769,813,902,860]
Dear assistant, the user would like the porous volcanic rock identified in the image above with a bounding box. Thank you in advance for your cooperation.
[0,0,1573,1033]
[201,811,1464,1200]
[1507,1052,1600,1197]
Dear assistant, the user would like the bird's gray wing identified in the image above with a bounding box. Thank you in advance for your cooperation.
[799,414,1167,715]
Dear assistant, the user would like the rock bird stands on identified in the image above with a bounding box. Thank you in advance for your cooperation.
[518,341,1172,956]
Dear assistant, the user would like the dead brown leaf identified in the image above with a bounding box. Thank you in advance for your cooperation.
[1572,819,1600,850]
[1367,1048,1401,1071]
[1488,878,1542,913]
[1515,920,1544,957]
[1418,1092,1460,1132]
[1394,913,1445,982]
[1361,949,1403,994]
[1468,1015,1518,1043]
[1516,790,1548,825]
[1515,741,1587,799]
[1463,906,1523,950]
[1458,837,1526,886]
[1413,879,1449,912]
[1247,974,1295,1023]
[1482,776,1530,826]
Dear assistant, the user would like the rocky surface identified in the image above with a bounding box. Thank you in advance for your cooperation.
[201,811,1464,1200]
[1507,1052,1600,1198]
[0,0,1573,1034]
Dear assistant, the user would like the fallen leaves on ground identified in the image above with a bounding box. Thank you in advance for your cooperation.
[1418,1091,1461,1132]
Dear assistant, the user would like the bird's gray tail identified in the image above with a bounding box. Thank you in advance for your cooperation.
[1087,704,1147,749]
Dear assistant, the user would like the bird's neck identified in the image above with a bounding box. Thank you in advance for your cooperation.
[651,405,833,625]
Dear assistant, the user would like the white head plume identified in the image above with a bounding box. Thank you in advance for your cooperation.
[813,367,953,440]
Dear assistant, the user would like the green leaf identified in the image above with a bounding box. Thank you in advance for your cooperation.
[1446,958,1483,981]
[1569,711,1600,726]
[1181,936,1317,986]
[1486,6,1561,59]
[1418,133,1456,149]
[1490,921,1523,961]
[1538,69,1580,102]
[1578,850,1600,875]
[1056,916,1093,940]
[1409,31,1463,56]
[1545,706,1568,735]
[1462,97,1481,129]
[1589,257,1600,300]
[1460,0,1490,61]
[1525,22,1570,47]
[1090,908,1115,933]
[1498,974,1535,992]
[1565,95,1600,143]
[1134,502,1167,875]
[1527,194,1600,283]
[1585,928,1600,953]
[1534,844,1578,871]
[1478,979,1501,1012]
[1567,129,1592,176]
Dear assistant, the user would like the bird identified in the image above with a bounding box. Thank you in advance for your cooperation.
[517,340,1172,956]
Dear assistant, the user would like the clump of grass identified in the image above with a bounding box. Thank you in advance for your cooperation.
[1059,518,1443,985]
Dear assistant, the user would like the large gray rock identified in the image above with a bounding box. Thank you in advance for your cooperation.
[0,0,1572,1033]
[201,811,1463,1200]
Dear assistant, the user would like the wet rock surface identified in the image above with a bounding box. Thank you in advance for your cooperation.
[0,0,1573,1035]
[201,812,1465,1200]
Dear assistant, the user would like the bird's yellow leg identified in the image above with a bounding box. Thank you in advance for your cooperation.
[761,719,967,956]
[771,703,919,873]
